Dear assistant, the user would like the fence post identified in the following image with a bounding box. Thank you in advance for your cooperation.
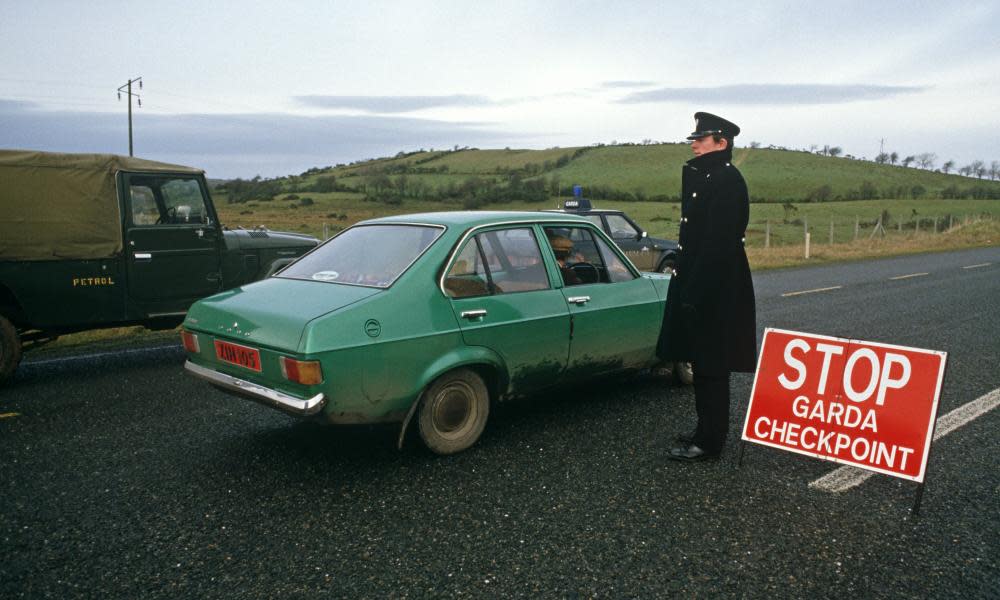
[830,220,834,245]
[805,232,811,259]
[949,215,953,230]
[765,220,770,249]
[897,220,902,233]
[934,217,939,233]
[854,216,860,241]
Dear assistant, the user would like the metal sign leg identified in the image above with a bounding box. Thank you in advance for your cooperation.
[912,482,925,517]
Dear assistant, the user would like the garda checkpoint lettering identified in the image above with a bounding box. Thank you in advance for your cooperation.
[741,329,946,482]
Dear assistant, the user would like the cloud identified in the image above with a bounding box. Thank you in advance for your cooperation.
[295,94,500,113]
[0,100,523,178]
[618,84,928,105]
[598,80,658,89]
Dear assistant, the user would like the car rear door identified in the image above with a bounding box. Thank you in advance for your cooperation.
[543,225,661,376]
[444,226,570,395]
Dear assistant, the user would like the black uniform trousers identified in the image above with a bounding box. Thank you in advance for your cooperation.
[692,369,730,454]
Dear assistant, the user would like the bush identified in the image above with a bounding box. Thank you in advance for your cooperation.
[805,184,833,202]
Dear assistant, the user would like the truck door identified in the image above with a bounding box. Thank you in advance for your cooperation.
[123,173,222,308]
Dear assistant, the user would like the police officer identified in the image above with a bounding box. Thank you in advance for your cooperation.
[657,112,757,461]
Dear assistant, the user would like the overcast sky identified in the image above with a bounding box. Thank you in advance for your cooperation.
[2,0,998,178]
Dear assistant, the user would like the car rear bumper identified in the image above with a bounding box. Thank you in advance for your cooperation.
[184,360,326,417]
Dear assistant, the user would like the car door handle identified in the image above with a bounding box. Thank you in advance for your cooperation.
[567,296,591,305]
[134,252,152,260]
[460,309,487,319]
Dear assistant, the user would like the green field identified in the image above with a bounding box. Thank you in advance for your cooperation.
[217,193,998,245]
[277,144,1000,202]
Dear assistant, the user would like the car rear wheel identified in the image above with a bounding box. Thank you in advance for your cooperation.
[418,368,489,455]
[0,315,22,385]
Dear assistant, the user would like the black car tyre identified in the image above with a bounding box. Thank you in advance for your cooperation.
[0,315,22,385]
[673,361,694,386]
[418,368,490,455]
[657,256,677,275]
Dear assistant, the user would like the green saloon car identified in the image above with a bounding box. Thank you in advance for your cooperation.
[182,211,671,454]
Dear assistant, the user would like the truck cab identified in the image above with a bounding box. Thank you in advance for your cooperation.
[0,150,318,383]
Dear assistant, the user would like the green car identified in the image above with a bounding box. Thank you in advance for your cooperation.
[182,211,671,454]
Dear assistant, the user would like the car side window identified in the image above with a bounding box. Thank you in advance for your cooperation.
[478,228,549,293]
[545,226,634,285]
[445,227,549,298]
[583,214,604,230]
[444,239,491,298]
[594,235,637,282]
[606,214,640,240]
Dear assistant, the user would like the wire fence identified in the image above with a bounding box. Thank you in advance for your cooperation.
[748,213,996,256]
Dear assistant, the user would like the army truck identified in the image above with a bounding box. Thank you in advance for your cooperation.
[0,150,318,383]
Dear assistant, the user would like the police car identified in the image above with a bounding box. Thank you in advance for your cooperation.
[543,199,679,273]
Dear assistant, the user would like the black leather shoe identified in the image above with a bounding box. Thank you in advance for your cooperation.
[667,443,719,462]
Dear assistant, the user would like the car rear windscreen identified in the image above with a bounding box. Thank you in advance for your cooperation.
[277,224,442,288]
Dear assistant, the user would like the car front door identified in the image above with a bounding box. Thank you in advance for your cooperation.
[123,173,222,310]
[543,225,662,376]
[444,226,570,395]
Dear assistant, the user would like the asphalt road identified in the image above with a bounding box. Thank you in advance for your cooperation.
[2,247,998,598]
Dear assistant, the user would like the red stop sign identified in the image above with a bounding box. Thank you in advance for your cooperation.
[742,328,947,482]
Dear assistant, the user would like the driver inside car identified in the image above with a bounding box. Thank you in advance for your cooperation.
[547,234,582,286]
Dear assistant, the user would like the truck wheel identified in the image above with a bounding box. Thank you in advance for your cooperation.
[0,315,22,385]
[418,368,489,455]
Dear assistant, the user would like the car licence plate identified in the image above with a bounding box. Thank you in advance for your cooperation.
[214,340,262,372]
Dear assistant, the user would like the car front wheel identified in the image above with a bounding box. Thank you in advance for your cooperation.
[418,368,490,455]
[657,256,677,275]
[673,361,694,386]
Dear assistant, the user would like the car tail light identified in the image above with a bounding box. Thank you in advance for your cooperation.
[280,356,323,385]
[181,329,200,353]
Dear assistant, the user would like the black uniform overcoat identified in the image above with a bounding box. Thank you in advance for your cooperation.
[656,147,757,374]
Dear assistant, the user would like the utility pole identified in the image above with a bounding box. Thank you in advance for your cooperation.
[117,77,142,156]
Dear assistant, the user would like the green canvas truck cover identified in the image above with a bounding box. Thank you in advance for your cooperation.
[0,150,203,261]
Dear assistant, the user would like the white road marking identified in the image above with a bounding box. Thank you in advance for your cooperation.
[962,263,992,269]
[889,272,929,280]
[809,387,1000,493]
[781,286,843,298]
[23,344,182,366]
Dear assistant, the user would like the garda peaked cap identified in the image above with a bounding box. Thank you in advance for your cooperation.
[687,112,741,140]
